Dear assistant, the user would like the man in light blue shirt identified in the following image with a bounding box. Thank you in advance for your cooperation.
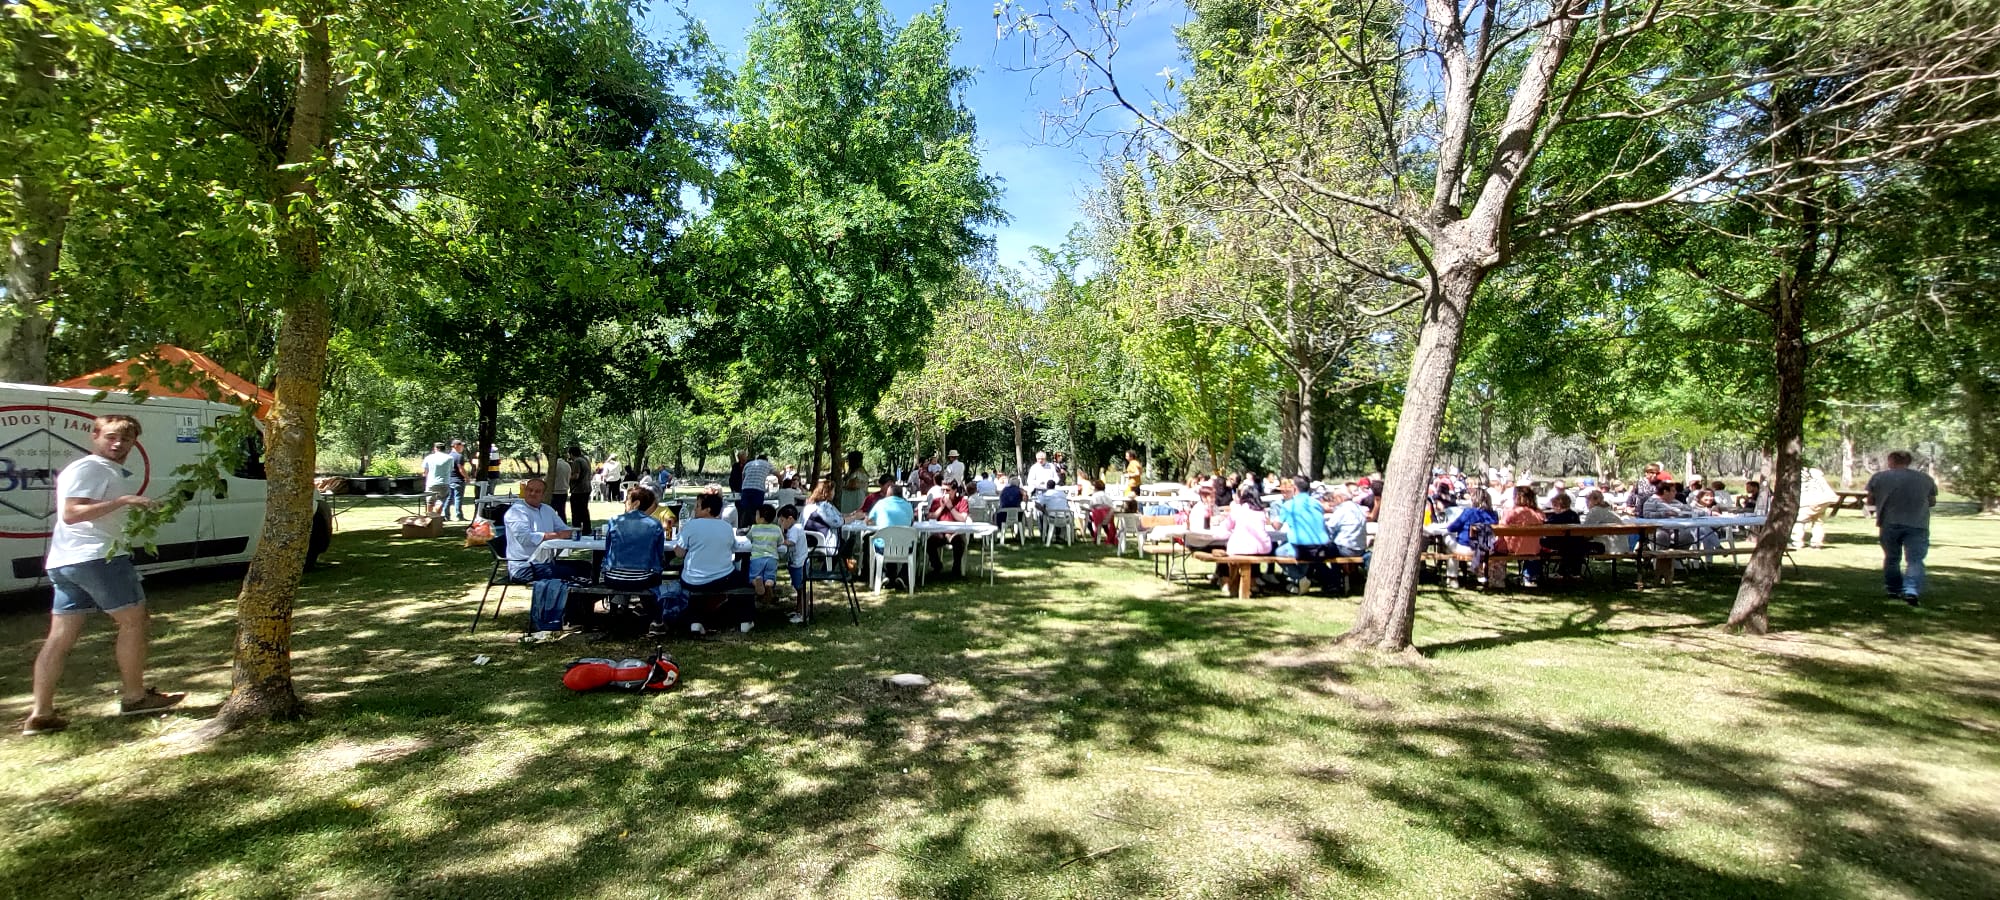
[1326,488,1369,559]
[1272,476,1332,592]
[867,481,916,588]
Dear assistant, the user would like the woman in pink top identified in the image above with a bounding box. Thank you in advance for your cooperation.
[1219,484,1274,556]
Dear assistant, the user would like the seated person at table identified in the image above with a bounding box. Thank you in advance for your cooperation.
[1445,488,1500,583]
[1709,480,1734,510]
[504,478,588,640]
[927,482,972,576]
[801,480,845,535]
[603,486,666,591]
[975,471,998,495]
[995,474,1025,524]
[1086,476,1115,544]
[1640,479,1699,551]
[658,492,751,637]
[868,478,917,589]
[1325,487,1369,560]
[852,473,899,520]
[1214,485,1274,590]
[1036,482,1070,513]
[601,486,682,628]
[779,505,809,624]
[1270,476,1332,592]
[1543,492,1589,578]
[747,503,784,606]
[1496,486,1547,586]
[1739,480,1764,511]
[504,478,582,583]
[1186,482,1218,532]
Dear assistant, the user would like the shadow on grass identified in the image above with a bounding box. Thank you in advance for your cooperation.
[0,515,1994,898]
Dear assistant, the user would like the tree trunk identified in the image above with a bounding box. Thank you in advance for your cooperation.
[536,388,568,476]
[1839,423,1855,490]
[1,19,66,385]
[207,12,334,733]
[1341,263,1479,652]
[825,374,844,488]
[1297,382,1316,481]
[1012,412,1025,479]
[1278,378,1302,477]
[810,386,825,483]
[1728,280,1809,634]
[475,391,500,483]
[1477,402,1493,473]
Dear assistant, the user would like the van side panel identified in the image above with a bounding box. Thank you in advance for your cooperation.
[0,384,271,593]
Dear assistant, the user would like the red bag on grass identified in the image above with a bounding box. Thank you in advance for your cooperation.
[562,654,680,692]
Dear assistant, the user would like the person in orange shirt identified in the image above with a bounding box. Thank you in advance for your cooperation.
[1494,485,1546,586]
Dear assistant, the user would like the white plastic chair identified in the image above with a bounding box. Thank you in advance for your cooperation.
[870,526,921,594]
[1042,510,1076,546]
[994,508,1027,546]
[1114,513,1145,557]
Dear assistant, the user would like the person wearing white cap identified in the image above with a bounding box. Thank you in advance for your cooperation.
[943,449,966,487]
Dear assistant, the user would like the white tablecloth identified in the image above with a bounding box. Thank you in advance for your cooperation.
[1628,514,1767,530]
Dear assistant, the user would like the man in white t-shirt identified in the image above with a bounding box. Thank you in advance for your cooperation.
[1025,451,1060,494]
[421,442,454,515]
[943,449,966,487]
[25,414,185,736]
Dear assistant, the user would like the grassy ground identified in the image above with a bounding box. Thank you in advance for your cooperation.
[1,500,1995,899]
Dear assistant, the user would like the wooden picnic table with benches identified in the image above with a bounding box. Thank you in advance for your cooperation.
[1423,523,1656,586]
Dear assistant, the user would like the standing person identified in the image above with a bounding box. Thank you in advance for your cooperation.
[601,453,625,501]
[1122,450,1144,496]
[838,451,869,513]
[1792,465,1839,550]
[25,415,185,735]
[445,439,469,521]
[728,449,748,494]
[1025,451,1059,495]
[943,449,966,488]
[549,450,572,527]
[1867,450,1938,605]
[421,442,455,517]
[739,450,773,522]
[565,444,592,532]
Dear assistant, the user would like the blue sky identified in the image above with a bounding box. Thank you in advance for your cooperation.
[640,1,1189,272]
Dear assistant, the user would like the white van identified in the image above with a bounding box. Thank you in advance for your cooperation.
[0,382,332,594]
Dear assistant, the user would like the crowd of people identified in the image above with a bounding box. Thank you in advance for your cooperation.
[482,441,1944,645]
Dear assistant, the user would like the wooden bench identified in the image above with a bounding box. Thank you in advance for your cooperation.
[1190,551,1366,597]
[1426,523,1656,588]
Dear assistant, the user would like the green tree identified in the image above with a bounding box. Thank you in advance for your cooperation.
[707,0,1000,489]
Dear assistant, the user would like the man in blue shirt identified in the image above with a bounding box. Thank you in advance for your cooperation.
[867,479,916,589]
[1272,476,1333,593]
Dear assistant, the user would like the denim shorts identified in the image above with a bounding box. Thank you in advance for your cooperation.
[50,555,146,615]
[747,556,778,584]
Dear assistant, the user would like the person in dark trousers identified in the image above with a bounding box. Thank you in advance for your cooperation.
[1866,450,1937,605]
[566,444,592,532]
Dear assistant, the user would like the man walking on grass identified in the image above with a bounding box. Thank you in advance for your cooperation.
[1867,450,1938,606]
[23,415,185,736]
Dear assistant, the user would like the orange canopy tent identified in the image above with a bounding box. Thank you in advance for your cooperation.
[56,344,276,419]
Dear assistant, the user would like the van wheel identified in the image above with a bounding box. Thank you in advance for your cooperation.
[308,503,333,569]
